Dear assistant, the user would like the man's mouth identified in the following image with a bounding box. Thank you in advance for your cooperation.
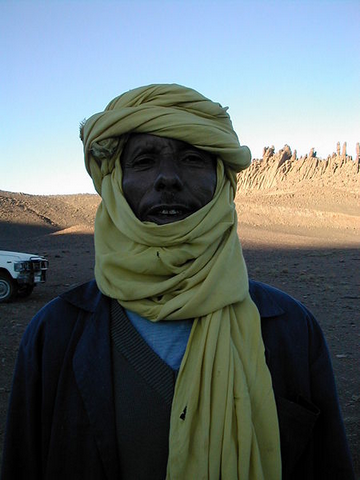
[144,205,192,224]
[158,208,184,216]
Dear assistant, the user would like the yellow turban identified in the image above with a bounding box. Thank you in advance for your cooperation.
[81,84,281,479]
[81,83,251,194]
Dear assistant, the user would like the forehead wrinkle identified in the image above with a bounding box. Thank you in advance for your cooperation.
[128,139,158,155]
[125,134,192,160]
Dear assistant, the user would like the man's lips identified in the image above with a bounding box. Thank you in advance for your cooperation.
[142,204,193,222]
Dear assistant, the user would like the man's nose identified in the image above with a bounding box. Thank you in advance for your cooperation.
[154,160,183,191]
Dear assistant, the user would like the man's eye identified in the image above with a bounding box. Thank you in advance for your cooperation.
[131,156,155,168]
[182,154,204,165]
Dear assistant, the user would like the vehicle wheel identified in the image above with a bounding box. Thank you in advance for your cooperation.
[17,284,34,298]
[0,273,17,303]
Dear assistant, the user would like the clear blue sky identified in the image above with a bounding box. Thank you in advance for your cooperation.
[1,0,359,195]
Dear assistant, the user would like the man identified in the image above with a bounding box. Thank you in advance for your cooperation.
[2,84,354,479]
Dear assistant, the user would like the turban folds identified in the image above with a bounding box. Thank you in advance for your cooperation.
[81,84,281,479]
[81,83,251,194]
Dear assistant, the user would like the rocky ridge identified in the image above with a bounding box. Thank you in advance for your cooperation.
[237,142,360,193]
[0,191,99,237]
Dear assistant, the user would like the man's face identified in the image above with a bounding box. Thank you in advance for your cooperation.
[121,133,217,225]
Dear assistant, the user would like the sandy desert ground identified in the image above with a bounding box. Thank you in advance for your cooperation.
[0,150,359,475]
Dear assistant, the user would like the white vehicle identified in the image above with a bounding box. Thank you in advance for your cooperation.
[0,250,49,302]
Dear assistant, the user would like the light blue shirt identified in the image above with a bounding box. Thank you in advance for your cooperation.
[126,309,193,370]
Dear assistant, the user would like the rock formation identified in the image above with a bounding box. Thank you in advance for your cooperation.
[342,142,347,158]
[309,148,316,158]
[237,142,360,192]
[337,142,341,156]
